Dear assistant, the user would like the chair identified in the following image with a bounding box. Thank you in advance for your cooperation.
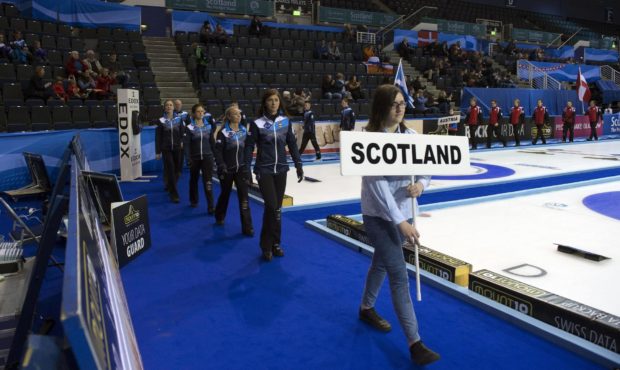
[142,87,160,105]
[30,106,52,131]
[7,106,30,132]
[3,83,24,106]
[52,105,72,130]
[106,105,118,126]
[72,106,91,129]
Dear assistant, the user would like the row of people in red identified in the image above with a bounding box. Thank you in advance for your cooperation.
[155,91,305,261]
[465,98,602,149]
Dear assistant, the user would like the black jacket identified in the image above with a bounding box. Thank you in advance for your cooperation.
[183,115,216,160]
[303,110,316,134]
[215,122,249,173]
[156,115,184,153]
[340,107,356,131]
[244,114,302,175]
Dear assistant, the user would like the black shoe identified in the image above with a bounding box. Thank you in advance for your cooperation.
[503,143,507,147]
[272,244,284,257]
[243,229,254,237]
[207,207,215,215]
[261,250,272,261]
[410,341,440,366]
[170,194,180,203]
[587,138,592,141]
[215,219,224,226]
[595,137,599,141]
[359,307,391,332]
[516,143,520,146]
[190,203,197,208]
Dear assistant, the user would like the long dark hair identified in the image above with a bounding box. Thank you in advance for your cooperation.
[366,85,403,132]
[257,88,288,117]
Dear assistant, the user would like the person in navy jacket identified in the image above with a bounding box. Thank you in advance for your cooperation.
[214,105,254,236]
[509,99,525,146]
[244,89,304,261]
[299,101,322,160]
[486,99,507,148]
[531,99,550,145]
[184,103,216,213]
[340,98,356,131]
[156,100,184,203]
[465,98,483,149]
[585,100,601,141]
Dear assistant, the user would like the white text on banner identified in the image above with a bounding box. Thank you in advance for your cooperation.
[340,131,471,176]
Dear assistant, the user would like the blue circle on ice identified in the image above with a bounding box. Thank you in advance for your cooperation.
[582,192,620,221]
[433,162,515,180]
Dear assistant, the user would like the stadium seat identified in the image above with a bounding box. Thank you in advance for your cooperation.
[146,105,163,126]
[7,106,30,132]
[30,106,52,131]
[90,105,108,127]
[52,105,72,130]
[72,106,91,129]
[106,105,118,126]
[3,83,24,106]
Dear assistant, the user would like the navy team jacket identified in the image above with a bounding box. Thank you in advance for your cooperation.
[244,114,302,175]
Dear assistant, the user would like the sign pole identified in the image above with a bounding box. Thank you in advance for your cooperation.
[411,176,422,302]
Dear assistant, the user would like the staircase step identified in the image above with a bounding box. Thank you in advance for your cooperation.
[159,87,196,95]
[156,81,194,88]
[155,75,191,82]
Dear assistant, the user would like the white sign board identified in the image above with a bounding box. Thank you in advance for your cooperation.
[340,131,471,176]
[117,89,142,181]
[437,115,460,126]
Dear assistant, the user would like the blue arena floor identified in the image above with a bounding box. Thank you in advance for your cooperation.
[115,172,608,370]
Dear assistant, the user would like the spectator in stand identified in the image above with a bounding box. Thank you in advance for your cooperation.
[586,100,601,141]
[25,66,52,101]
[32,41,48,65]
[95,68,116,99]
[327,40,341,60]
[249,15,265,37]
[102,52,127,86]
[345,75,364,100]
[77,70,97,97]
[10,31,30,64]
[52,76,67,102]
[214,24,227,45]
[505,40,516,56]
[531,99,550,145]
[66,50,87,78]
[193,42,209,84]
[316,40,329,60]
[604,104,613,114]
[281,91,292,111]
[424,91,439,113]
[67,75,84,100]
[465,97,483,149]
[334,73,348,99]
[413,91,429,115]
[83,50,103,77]
[322,74,342,100]
[289,88,309,116]
[487,99,507,148]
[437,91,451,114]
[343,24,355,42]
[362,44,376,62]
[398,38,415,59]
[199,22,214,44]
[0,34,11,60]
[412,76,426,92]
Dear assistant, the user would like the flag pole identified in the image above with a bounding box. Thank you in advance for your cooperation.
[411,185,422,302]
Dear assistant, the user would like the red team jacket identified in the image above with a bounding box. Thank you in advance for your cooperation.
[562,106,576,125]
[488,106,502,125]
[510,106,525,125]
[532,105,549,125]
[586,106,601,123]
[467,105,483,125]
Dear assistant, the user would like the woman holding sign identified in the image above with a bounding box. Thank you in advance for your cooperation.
[358,85,439,366]
[244,89,304,261]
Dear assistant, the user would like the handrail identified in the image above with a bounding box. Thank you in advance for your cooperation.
[557,27,583,49]
[600,65,620,87]
[546,33,563,48]
[516,59,562,90]
[376,6,438,44]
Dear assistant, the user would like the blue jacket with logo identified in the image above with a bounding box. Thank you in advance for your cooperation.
[244,114,302,175]
[184,115,216,160]
[340,106,356,131]
[156,114,184,154]
[215,122,248,173]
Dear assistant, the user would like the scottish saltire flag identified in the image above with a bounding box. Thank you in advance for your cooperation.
[394,59,414,107]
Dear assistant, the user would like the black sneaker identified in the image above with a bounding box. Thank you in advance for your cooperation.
[170,194,180,203]
[207,207,215,215]
[272,244,284,257]
[410,341,440,366]
[243,229,254,237]
[261,250,272,261]
[190,203,197,208]
[215,219,224,226]
[359,307,391,332]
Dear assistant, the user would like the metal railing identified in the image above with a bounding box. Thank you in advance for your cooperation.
[516,59,562,90]
[376,6,438,46]
[557,27,583,48]
[601,65,620,86]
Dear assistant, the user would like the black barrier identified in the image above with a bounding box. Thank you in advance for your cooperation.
[326,215,472,287]
[110,195,152,268]
[469,270,620,354]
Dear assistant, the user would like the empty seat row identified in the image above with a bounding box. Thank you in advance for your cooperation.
[204,58,368,76]
[0,105,116,132]
[183,45,356,62]
[231,25,348,42]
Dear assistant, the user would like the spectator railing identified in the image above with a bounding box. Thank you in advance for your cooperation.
[517,59,562,90]
[600,65,620,87]
[557,27,583,49]
[376,6,437,47]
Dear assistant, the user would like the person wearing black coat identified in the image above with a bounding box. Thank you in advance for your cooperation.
[156,100,184,203]
[184,103,216,212]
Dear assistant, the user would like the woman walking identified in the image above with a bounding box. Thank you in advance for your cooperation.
[184,103,216,213]
[156,100,184,203]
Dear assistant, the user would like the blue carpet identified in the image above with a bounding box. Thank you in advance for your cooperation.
[118,172,606,370]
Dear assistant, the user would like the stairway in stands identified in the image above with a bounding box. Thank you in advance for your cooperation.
[386,50,440,97]
[142,37,198,110]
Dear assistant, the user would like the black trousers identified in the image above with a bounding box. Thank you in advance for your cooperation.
[467,124,477,149]
[486,124,506,148]
[196,64,207,84]
[162,148,182,197]
[257,172,287,251]
[512,123,521,146]
[532,124,546,144]
[299,132,321,158]
[562,123,574,142]
[215,171,253,233]
[589,122,598,140]
[189,156,214,210]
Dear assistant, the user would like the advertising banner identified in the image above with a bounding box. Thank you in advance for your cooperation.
[319,6,399,26]
[111,195,152,268]
[165,0,274,17]
[117,89,142,181]
[553,115,602,139]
